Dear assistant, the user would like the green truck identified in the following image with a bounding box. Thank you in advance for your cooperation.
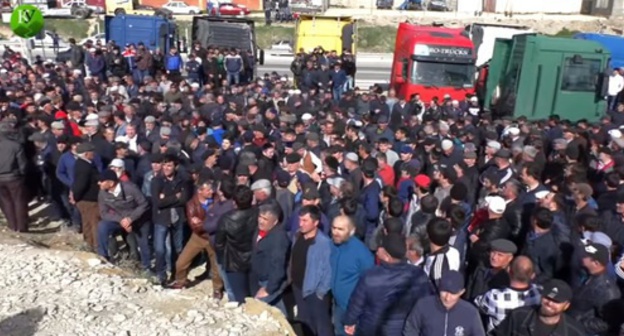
[478,34,611,121]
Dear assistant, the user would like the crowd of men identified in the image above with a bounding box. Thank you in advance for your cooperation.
[3,37,624,336]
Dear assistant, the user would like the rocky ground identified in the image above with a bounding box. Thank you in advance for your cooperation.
[0,203,295,336]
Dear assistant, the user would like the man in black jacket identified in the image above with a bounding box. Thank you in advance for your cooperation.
[150,154,192,285]
[493,279,586,336]
[250,204,290,313]
[215,185,258,304]
[72,142,101,250]
[0,121,28,232]
[568,242,621,335]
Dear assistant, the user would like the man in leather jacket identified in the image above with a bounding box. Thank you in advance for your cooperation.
[214,185,259,304]
[170,180,224,298]
[568,242,621,335]
[493,279,586,336]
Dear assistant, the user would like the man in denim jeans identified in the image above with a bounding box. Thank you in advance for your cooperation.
[150,154,192,285]
[224,49,244,86]
[96,169,152,271]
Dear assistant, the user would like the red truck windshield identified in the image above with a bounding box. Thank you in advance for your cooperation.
[411,61,474,88]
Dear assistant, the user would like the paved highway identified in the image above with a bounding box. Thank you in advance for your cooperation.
[259,54,393,88]
[1,43,394,87]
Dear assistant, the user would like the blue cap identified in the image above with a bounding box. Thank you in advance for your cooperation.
[400,145,413,154]
[439,271,464,294]
[377,114,389,124]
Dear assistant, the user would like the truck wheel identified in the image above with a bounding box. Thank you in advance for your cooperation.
[114,8,126,15]
[76,9,89,19]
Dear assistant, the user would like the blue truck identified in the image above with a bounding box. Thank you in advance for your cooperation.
[574,33,624,69]
[104,14,179,53]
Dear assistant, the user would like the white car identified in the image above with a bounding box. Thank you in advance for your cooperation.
[10,30,68,49]
[269,40,293,56]
[161,1,201,14]
[79,33,106,46]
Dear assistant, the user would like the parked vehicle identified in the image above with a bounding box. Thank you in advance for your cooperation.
[389,24,476,103]
[427,0,450,11]
[19,0,93,18]
[208,2,250,16]
[573,33,624,69]
[293,15,357,54]
[478,34,610,121]
[161,0,201,14]
[10,30,69,49]
[105,0,171,16]
[269,39,293,55]
[465,23,533,67]
[192,16,264,79]
[79,33,106,46]
[105,14,180,52]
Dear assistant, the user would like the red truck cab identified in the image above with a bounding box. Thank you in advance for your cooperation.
[390,23,476,103]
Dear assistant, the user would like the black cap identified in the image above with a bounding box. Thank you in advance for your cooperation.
[381,233,406,260]
[490,239,517,254]
[276,169,291,187]
[439,270,465,294]
[286,153,302,164]
[302,184,320,200]
[582,242,610,265]
[99,169,119,183]
[236,165,250,176]
[76,142,96,154]
[150,153,164,163]
[541,279,573,303]
[201,149,217,161]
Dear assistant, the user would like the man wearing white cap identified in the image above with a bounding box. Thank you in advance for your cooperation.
[469,196,511,270]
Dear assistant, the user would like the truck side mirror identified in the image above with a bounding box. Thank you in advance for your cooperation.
[258,49,265,65]
[394,58,408,84]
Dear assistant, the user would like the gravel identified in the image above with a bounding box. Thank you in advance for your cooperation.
[0,243,289,336]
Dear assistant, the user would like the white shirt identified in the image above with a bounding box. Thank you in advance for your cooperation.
[608,73,624,96]
[110,183,122,197]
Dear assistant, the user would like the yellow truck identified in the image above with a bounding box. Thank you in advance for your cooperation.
[293,15,357,55]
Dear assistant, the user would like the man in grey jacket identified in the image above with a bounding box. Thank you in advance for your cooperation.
[96,169,151,271]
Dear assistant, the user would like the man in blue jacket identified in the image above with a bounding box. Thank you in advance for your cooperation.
[330,215,374,335]
[165,47,183,77]
[343,233,434,336]
[290,205,333,336]
[403,270,486,336]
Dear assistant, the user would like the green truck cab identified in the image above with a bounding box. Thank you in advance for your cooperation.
[478,34,610,121]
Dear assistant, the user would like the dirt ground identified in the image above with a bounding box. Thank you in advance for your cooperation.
[0,201,296,335]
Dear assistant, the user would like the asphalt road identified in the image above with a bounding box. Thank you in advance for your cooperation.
[1,43,394,87]
[259,54,393,88]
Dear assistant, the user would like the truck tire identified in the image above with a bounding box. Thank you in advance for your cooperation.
[189,10,197,14]
[76,9,89,19]
[114,8,126,15]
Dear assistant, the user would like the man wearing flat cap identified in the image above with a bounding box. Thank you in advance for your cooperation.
[493,279,585,336]
[465,238,516,301]
[72,142,101,250]
[344,233,434,336]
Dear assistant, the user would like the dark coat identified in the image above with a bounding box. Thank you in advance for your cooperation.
[72,158,99,202]
[521,230,563,284]
[342,261,434,336]
[403,295,486,336]
[493,306,586,336]
[568,272,622,335]
[250,223,291,294]
[150,172,192,226]
[214,207,259,273]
